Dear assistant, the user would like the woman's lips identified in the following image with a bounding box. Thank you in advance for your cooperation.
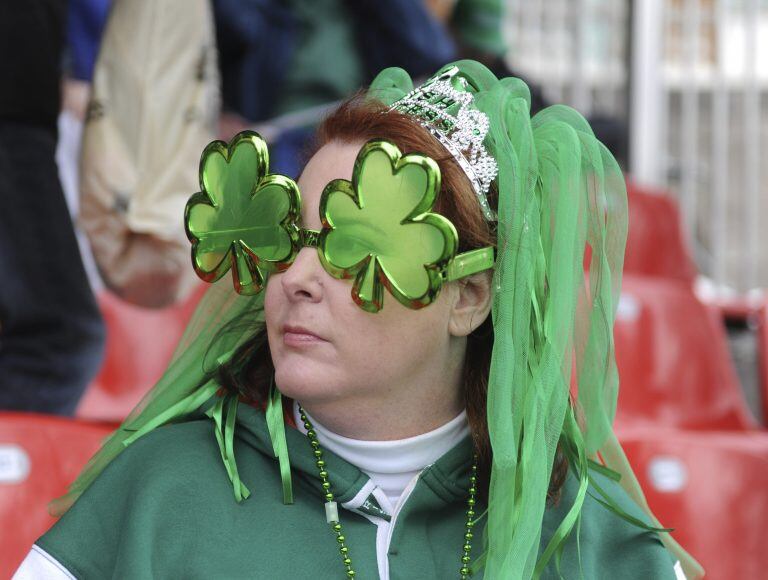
[283,325,327,347]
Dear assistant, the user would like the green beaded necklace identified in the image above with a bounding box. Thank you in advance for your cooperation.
[298,405,479,579]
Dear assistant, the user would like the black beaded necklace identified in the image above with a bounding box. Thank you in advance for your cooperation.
[298,405,479,579]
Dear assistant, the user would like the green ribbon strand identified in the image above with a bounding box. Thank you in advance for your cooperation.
[122,379,221,446]
[586,458,622,482]
[534,408,590,579]
[587,478,673,534]
[266,381,294,504]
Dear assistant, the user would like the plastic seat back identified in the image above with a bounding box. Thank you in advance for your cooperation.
[624,182,698,284]
[619,428,768,579]
[0,413,114,577]
[614,275,757,429]
[759,303,768,423]
[77,284,206,421]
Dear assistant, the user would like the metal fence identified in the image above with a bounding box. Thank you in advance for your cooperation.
[505,0,629,118]
[505,0,768,293]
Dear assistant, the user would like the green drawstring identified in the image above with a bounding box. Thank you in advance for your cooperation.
[265,379,294,504]
[208,379,293,505]
[206,393,251,502]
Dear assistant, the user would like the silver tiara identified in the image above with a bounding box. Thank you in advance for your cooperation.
[391,66,498,221]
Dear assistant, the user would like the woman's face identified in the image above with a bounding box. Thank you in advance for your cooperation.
[264,141,467,426]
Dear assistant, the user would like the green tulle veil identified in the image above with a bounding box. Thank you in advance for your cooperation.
[52,60,702,579]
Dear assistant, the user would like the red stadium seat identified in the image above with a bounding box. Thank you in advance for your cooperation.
[619,428,768,580]
[76,285,206,422]
[0,413,114,577]
[614,275,757,430]
[624,182,698,284]
[759,303,768,423]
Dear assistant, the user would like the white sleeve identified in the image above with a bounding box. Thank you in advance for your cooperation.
[12,545,76,580]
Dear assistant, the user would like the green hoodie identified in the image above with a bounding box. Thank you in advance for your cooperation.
[38,400,677,579]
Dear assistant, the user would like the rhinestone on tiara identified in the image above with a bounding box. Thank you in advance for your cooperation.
[391,66,499,221]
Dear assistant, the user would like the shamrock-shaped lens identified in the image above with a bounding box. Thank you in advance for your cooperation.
[185,131,301,295]
[318,140,457,312]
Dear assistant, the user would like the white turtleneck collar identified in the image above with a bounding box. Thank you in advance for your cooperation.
[293,401,470,510]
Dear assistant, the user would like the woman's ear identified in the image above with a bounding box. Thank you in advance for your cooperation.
[448,272,492,337]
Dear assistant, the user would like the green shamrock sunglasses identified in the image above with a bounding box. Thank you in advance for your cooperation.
[185,131,495,313]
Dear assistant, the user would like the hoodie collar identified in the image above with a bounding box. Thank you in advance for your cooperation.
[197,395,476,505]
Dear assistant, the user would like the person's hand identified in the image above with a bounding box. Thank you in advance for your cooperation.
[218,112,251,141]
[424,0,459,22]
[61,78,91,121]
[98,232,191,309]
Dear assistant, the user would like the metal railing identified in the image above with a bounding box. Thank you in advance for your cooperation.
[505,0,768,293]
[634,0,767,293]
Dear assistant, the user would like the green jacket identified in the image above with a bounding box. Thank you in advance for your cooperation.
[38,401,677,579]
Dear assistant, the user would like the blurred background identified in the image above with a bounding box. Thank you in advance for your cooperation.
[1,0,767,578]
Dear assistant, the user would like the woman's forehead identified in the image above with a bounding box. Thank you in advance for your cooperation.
[296,141,363,225]
[298,141,362,196]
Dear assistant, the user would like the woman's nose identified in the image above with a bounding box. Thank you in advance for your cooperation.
[279,247,325,303]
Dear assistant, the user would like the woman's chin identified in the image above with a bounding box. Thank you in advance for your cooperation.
[274,370,348,405]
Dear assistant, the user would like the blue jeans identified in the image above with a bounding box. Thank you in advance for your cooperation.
[0,122,105,415]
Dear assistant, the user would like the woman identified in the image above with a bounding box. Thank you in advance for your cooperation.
[15,61,701,579]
